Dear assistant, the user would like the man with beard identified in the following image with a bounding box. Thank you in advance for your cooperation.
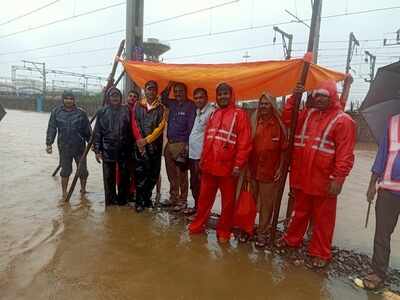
[46,90,91,199]
[94,87,133,206]
[189,83,252,243]
[276,81,356,268]
[132,80,167,212]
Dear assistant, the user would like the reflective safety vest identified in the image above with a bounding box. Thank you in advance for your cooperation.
[379,114,400,191]
[200,105,252,177]
[294,109,349,156]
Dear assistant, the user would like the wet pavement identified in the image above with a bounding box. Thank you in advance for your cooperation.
[0,109,399,299]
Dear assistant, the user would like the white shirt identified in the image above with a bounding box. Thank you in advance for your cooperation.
[188,103,215,160]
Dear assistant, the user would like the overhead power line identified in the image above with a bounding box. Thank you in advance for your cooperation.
[0,0,61,26]
[165,43,282,60]
[0,47,118,66]
[0,2,125,39]
[0,30,123,56]
[145,0,239,26]
[0,0,238,40]
[1,4,399,57]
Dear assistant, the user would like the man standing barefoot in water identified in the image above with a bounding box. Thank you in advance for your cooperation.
[46,90,91,199]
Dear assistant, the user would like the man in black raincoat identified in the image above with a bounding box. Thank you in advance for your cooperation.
[94,87,133,206]
[46,90,91,199]
[132,80,167,212]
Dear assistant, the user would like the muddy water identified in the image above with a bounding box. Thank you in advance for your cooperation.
[0,109,398,300]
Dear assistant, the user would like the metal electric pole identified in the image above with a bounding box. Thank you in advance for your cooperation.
[384,28,400,46]
[273,26,293,60]
[22,60,46,95]
[273,26,293,107]
[364,50,376,84]
[345,32,360,74]
[124,0,144,96]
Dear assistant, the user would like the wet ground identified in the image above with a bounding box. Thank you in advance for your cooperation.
[0,109,399,300]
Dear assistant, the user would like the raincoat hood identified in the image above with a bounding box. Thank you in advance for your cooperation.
[216,82,235,108]
[311,80,341,111]
[106,87,122,103]
[252,92,287,138]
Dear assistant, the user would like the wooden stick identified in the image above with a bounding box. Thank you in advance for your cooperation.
[64,40,125,202]
[365,201,372,228]
[270,0,322,245]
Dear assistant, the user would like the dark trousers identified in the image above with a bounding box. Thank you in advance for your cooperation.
[102,160,129,206]
[134,151,162,207]
[372,189,400,278]
[189,159,201,208]
[127,157,136,198]
[59,148,89,178]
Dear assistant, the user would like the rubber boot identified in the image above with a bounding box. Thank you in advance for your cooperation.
[61,176,69,200]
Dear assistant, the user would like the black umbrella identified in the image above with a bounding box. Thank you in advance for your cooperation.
[360,61,400,143]
[0,103,5,123]
[360,61,400,228]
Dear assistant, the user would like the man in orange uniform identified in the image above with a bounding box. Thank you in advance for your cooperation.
[248,92,286,247]
[277,80,356,267]
[189,83,252,243]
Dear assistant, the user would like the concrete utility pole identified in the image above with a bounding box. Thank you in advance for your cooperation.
[311,0,322,64]
[345,32,360,74]
[273,26,293,60]
[124,0,144,96]
[364,50,376,84]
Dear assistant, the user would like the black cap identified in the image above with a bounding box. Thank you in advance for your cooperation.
[62,90,75,99]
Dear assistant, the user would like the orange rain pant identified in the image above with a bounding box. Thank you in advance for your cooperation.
[189,172,237,240]
[283,189,337,260]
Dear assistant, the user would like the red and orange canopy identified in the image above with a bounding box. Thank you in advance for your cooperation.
[122,58,346,101]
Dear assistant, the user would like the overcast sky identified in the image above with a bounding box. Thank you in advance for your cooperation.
[0,0,399,102]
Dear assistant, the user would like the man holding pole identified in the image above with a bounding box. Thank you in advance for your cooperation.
[276,80,356,268]
[362,115,400,289]
[161,82,196,212]
[46,90,91,199]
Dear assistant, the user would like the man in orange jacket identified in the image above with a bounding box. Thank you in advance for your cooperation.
[189,82,252,243]
[277,80,356,267]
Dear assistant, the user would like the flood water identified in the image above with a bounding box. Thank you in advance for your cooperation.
[0,109,399,300]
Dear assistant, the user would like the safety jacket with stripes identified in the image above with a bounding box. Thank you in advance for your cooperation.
[378,114,400,191]
[282,90,356,196]
[200,103,252,177]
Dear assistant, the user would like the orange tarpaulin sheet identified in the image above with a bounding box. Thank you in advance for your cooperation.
[122,59,346,101]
